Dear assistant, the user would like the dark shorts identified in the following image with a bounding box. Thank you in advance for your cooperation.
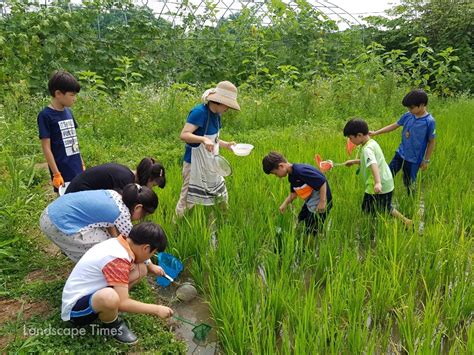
[389,152,419,191]
[69,293,98,326]
[361,191,393,215]
[298,202,332,235]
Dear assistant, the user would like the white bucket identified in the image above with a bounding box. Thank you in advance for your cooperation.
[232,143,254,156]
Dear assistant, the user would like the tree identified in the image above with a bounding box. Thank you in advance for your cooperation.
[364,0,473,90]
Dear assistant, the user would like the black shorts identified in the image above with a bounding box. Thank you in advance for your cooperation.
[361,191,393,215]
[298,202,332,235]
[69,293,98,326]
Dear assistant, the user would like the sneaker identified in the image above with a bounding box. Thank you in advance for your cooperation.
[103,318,138,345]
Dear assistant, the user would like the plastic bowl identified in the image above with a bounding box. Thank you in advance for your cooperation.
[156,252,184,287]
[232,143,254,156]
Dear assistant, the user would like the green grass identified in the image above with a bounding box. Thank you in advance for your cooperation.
[0,86,472,353]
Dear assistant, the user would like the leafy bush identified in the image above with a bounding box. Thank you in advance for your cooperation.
[0,0,466,95]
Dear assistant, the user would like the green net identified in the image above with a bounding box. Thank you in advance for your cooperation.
[191,323,213,342]
[173,315,213,342]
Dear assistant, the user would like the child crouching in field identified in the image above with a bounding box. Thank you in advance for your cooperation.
[61,222,173,345]
[263,152,332,236]
[343,118,412,226]
[40,183,159,263]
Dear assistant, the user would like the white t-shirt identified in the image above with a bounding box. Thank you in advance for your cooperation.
[61,236,135,321]
[360,139,394,194]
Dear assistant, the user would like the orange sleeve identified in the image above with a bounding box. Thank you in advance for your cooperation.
[102,258,132,286]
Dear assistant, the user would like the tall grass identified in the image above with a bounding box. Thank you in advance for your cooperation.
[155,95,473,353]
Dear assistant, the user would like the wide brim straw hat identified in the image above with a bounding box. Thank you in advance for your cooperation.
[204,81,240,111]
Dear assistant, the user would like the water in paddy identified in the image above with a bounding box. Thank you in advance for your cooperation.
[152,274,219,354]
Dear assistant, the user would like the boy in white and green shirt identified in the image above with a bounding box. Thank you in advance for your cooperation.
[343,118,412,225]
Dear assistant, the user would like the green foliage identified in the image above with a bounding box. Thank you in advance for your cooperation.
[377,37,462,96]
[0,155,41,263]
[1,0,467,96]
[364,0,473,91]
[77,70,107,95]
[112,56,144,93]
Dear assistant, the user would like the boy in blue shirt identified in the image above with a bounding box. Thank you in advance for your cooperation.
[37,70,85,192]
[263,152,332,236]
[370,89,436,194]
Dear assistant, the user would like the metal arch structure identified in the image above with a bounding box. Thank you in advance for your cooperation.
[145,0,362,29]
[0,0,362,29]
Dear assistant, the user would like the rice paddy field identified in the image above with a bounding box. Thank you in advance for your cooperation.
[0,86,472,353]
[160,93,473,353]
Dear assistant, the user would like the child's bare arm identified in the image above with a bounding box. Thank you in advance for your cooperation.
[369,123,400,136]
[420,138,435,170]
[114,285,173,319]
[344,159,360,167]
[279,192,297,213]
[41,138,65,188]
[41,138,60,174]
[369,163,382,193]
[316,182,327,213]
[146,262,165,276]
[106,226,119,238]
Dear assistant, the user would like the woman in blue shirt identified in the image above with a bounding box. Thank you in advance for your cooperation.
[175,81,241,217]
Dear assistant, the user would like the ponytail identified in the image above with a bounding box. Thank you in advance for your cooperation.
[122,183,158,214]
[136,157,166,188]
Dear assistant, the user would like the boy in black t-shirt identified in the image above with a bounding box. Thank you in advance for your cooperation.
[263,151,332,236]
[37,70,84,192]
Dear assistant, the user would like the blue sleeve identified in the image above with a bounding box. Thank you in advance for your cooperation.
[397,112,410,126]
[37,111,50,139]
[186,107,206,128]
[300,166,327,190]
[428,118,436,139]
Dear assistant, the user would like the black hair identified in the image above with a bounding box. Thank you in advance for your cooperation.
[402,89,428,107]
[122,183,158,214]
[208,100,224,106]
[48,70,81,96]
[262,152,287,174]
[128,222,167,252]
[136,157,166,189]
[343,118,369,137]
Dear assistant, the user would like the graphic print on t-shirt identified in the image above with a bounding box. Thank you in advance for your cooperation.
[59,119,80,156]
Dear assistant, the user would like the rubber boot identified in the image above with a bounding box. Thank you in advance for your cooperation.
[104,318,138,345]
